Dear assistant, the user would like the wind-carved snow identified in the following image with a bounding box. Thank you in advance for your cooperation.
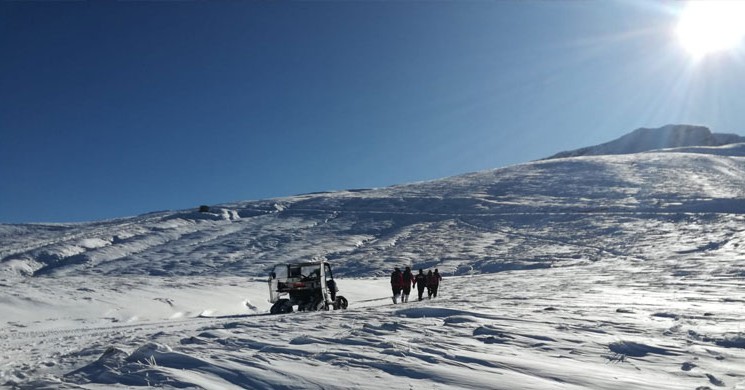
[4,262,742,389]
[2,135,745,388]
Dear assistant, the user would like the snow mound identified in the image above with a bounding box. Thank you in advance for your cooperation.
[608,341,678,357]
[715,334,745,349]
[66,343,213,388]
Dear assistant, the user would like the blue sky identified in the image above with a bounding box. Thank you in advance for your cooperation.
[2,1,744,223]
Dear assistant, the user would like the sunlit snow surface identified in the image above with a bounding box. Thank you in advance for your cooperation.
[2,148,745,389]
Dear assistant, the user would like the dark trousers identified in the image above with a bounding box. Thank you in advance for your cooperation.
[417,286,426,301]
[431,285,439,298]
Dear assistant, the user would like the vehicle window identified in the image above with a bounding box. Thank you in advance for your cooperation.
[274,266,288,279]
[301,265,321,278]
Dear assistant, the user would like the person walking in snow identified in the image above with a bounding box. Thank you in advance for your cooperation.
[390,267,404,304]
[425,270,434,299]
[414,269,427,301]
[430,268,443,298]
[401,266,414,303]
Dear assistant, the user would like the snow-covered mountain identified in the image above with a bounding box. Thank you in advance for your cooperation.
[2,126,745,389]
[547,124,745,159]
[4,134,745,280]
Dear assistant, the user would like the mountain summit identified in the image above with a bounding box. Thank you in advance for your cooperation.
[546,124,745,159]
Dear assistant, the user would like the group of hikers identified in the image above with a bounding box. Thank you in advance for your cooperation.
[390,266,442,304]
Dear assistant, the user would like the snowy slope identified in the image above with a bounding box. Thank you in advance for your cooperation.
[2,139,745,389]
[4,146,745,280]
[7,143,745,280]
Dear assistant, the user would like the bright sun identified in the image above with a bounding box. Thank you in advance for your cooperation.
[676,1,745,58]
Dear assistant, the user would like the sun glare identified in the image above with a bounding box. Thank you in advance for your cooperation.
[676,1,745,58]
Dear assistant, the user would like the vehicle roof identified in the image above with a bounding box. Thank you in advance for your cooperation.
[281,261,328,267]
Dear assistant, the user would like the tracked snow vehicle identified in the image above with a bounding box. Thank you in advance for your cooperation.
[268,260,348,314]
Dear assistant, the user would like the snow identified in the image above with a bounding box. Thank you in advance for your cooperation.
[547,124,745,159]
[2,136,745,388]
[3,264,742,389]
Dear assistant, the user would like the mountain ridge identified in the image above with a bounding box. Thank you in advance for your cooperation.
[546,124,745,159]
